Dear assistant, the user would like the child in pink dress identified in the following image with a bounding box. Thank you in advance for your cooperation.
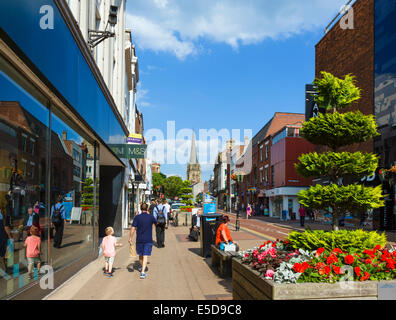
[101,227,122,277]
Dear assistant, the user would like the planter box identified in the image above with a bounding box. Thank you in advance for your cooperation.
[232,258,396,300]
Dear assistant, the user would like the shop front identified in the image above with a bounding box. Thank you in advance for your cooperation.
[266,187,308,220]
[0,1,129,299]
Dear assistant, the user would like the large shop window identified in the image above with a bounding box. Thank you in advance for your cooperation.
[0,54,98,299]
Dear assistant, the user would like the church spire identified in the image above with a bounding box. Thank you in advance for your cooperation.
[189,131,198,164]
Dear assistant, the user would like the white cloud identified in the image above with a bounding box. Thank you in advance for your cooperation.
[126,0,347,59]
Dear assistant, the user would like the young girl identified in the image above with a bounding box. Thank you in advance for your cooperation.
[24,225,41,279]
[101,227,122,277]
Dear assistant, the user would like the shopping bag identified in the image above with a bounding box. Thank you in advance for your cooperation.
[129,242,137,257]
[224,243,236,252]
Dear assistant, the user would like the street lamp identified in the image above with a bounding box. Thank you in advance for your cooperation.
[235,173,244,231]
[88,6,118,49]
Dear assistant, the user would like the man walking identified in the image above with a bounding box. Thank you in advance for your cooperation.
[149,199,157,215]
[129,203,157,279]
[299,205,306,227]
[153,200,168,248]
[51,195,66,248]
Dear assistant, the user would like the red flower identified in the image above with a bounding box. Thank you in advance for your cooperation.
[332,248,343,255]
[344,255,355,265]
[354,266,361,277]
[301,262,311,273]
[360,272,370,281]
[387,260,395,270]
[324,266,331,275]
[332,265,342,275]
[326,254,339,265]
[293,263,302,273]
[374,245,382,252]
[315,248,325,257]
[365,259,372,265]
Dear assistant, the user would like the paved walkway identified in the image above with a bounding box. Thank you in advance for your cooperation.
[44,224,267,300]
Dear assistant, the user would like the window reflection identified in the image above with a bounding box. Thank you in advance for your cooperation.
[50,112,95,270]
[0,67,49,298]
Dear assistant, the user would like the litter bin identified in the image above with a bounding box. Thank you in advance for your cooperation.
[200,213,222,257]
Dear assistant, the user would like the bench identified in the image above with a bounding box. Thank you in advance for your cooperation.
[211,244,237,278]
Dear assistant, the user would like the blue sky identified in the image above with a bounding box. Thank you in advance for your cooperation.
[125,0,348,181]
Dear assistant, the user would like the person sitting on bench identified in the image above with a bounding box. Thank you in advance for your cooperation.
[188,209,202,241]
[215,215,239,251]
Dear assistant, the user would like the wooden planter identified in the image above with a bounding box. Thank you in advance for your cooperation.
[232,258,396,300]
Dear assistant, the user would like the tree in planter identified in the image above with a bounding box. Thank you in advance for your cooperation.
[163,176,184,199]
[153,172,166,197]
[180,180,194,212]
[296,72,385,231]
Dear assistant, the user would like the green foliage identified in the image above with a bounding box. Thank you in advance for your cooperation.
[152,172,166,188]
[163,176,184,199]
[301,111,379,151]
[287,229,387,252]
[195,193,202,203]
[313,72,361,111]
[295,152,378,180]
[82,178,94,209]
[297,184,385,214]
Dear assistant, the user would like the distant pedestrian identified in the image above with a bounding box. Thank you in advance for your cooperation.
[24,225,41,279]
[153,200,168,248]
[101,227,122,277]
[246,203,252,220]
[260,203,264,216]
[299,205,306,227]
[255,202,260,217]
[129,203,157,279]
[51,196,66,248]
[149,200,157,215]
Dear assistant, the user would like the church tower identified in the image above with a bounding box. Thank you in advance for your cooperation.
[187,131,202,184]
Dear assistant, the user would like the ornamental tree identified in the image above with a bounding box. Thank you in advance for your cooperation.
[296,71,384,230]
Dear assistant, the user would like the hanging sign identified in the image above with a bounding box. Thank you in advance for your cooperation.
[109,144,147,159]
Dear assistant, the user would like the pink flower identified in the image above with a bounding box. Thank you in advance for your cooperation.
[265,270,275,279]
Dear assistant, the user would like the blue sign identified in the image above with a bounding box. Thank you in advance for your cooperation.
[204,203,216,214]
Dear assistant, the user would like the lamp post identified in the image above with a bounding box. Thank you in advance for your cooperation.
[235,173,244,231]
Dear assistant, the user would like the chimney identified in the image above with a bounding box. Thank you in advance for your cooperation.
[62,130,67,141]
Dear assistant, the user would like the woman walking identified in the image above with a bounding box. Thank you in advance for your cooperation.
[246,203,252,220]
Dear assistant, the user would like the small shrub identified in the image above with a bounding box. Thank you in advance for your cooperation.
[287,229,387,252]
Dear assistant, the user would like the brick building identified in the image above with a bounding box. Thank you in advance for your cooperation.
[314,0,396,230]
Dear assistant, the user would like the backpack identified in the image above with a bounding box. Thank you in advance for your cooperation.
[156,206,166,226]
[52,204,63,225]
[189,228,199,242]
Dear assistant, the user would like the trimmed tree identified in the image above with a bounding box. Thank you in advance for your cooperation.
[296,71,384,231]
[180,180,194,212]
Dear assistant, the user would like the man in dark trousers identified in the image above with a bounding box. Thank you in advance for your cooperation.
[153,200,168,248]
[51,195,66,248]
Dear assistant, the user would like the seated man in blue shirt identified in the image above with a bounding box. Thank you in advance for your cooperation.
[129,203,157,279]
[153,199,168,248]
[51,195,66,248]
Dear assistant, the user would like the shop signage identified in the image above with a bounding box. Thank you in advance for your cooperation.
[109,144,147,159]
[126,133,143,144]
[138,183,147,189]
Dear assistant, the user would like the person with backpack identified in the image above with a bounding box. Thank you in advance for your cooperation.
[153,200,168,248]
[148,200,157,215]
[51,195,66,248]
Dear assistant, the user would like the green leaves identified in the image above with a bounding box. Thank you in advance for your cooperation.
[313,71,361,111]
[301,111,379,150]
[297,184,385,214]
[295,152,379,179]
[287,229,387,252]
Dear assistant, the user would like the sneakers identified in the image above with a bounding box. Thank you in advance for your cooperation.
[105,272,113,278]
[140,272,147,279]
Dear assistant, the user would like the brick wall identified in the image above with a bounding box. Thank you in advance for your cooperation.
[315,0,374,153]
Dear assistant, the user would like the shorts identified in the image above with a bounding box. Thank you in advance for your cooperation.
[27,257,40,265]
[136,242,153,256]
[104,256,115,264]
